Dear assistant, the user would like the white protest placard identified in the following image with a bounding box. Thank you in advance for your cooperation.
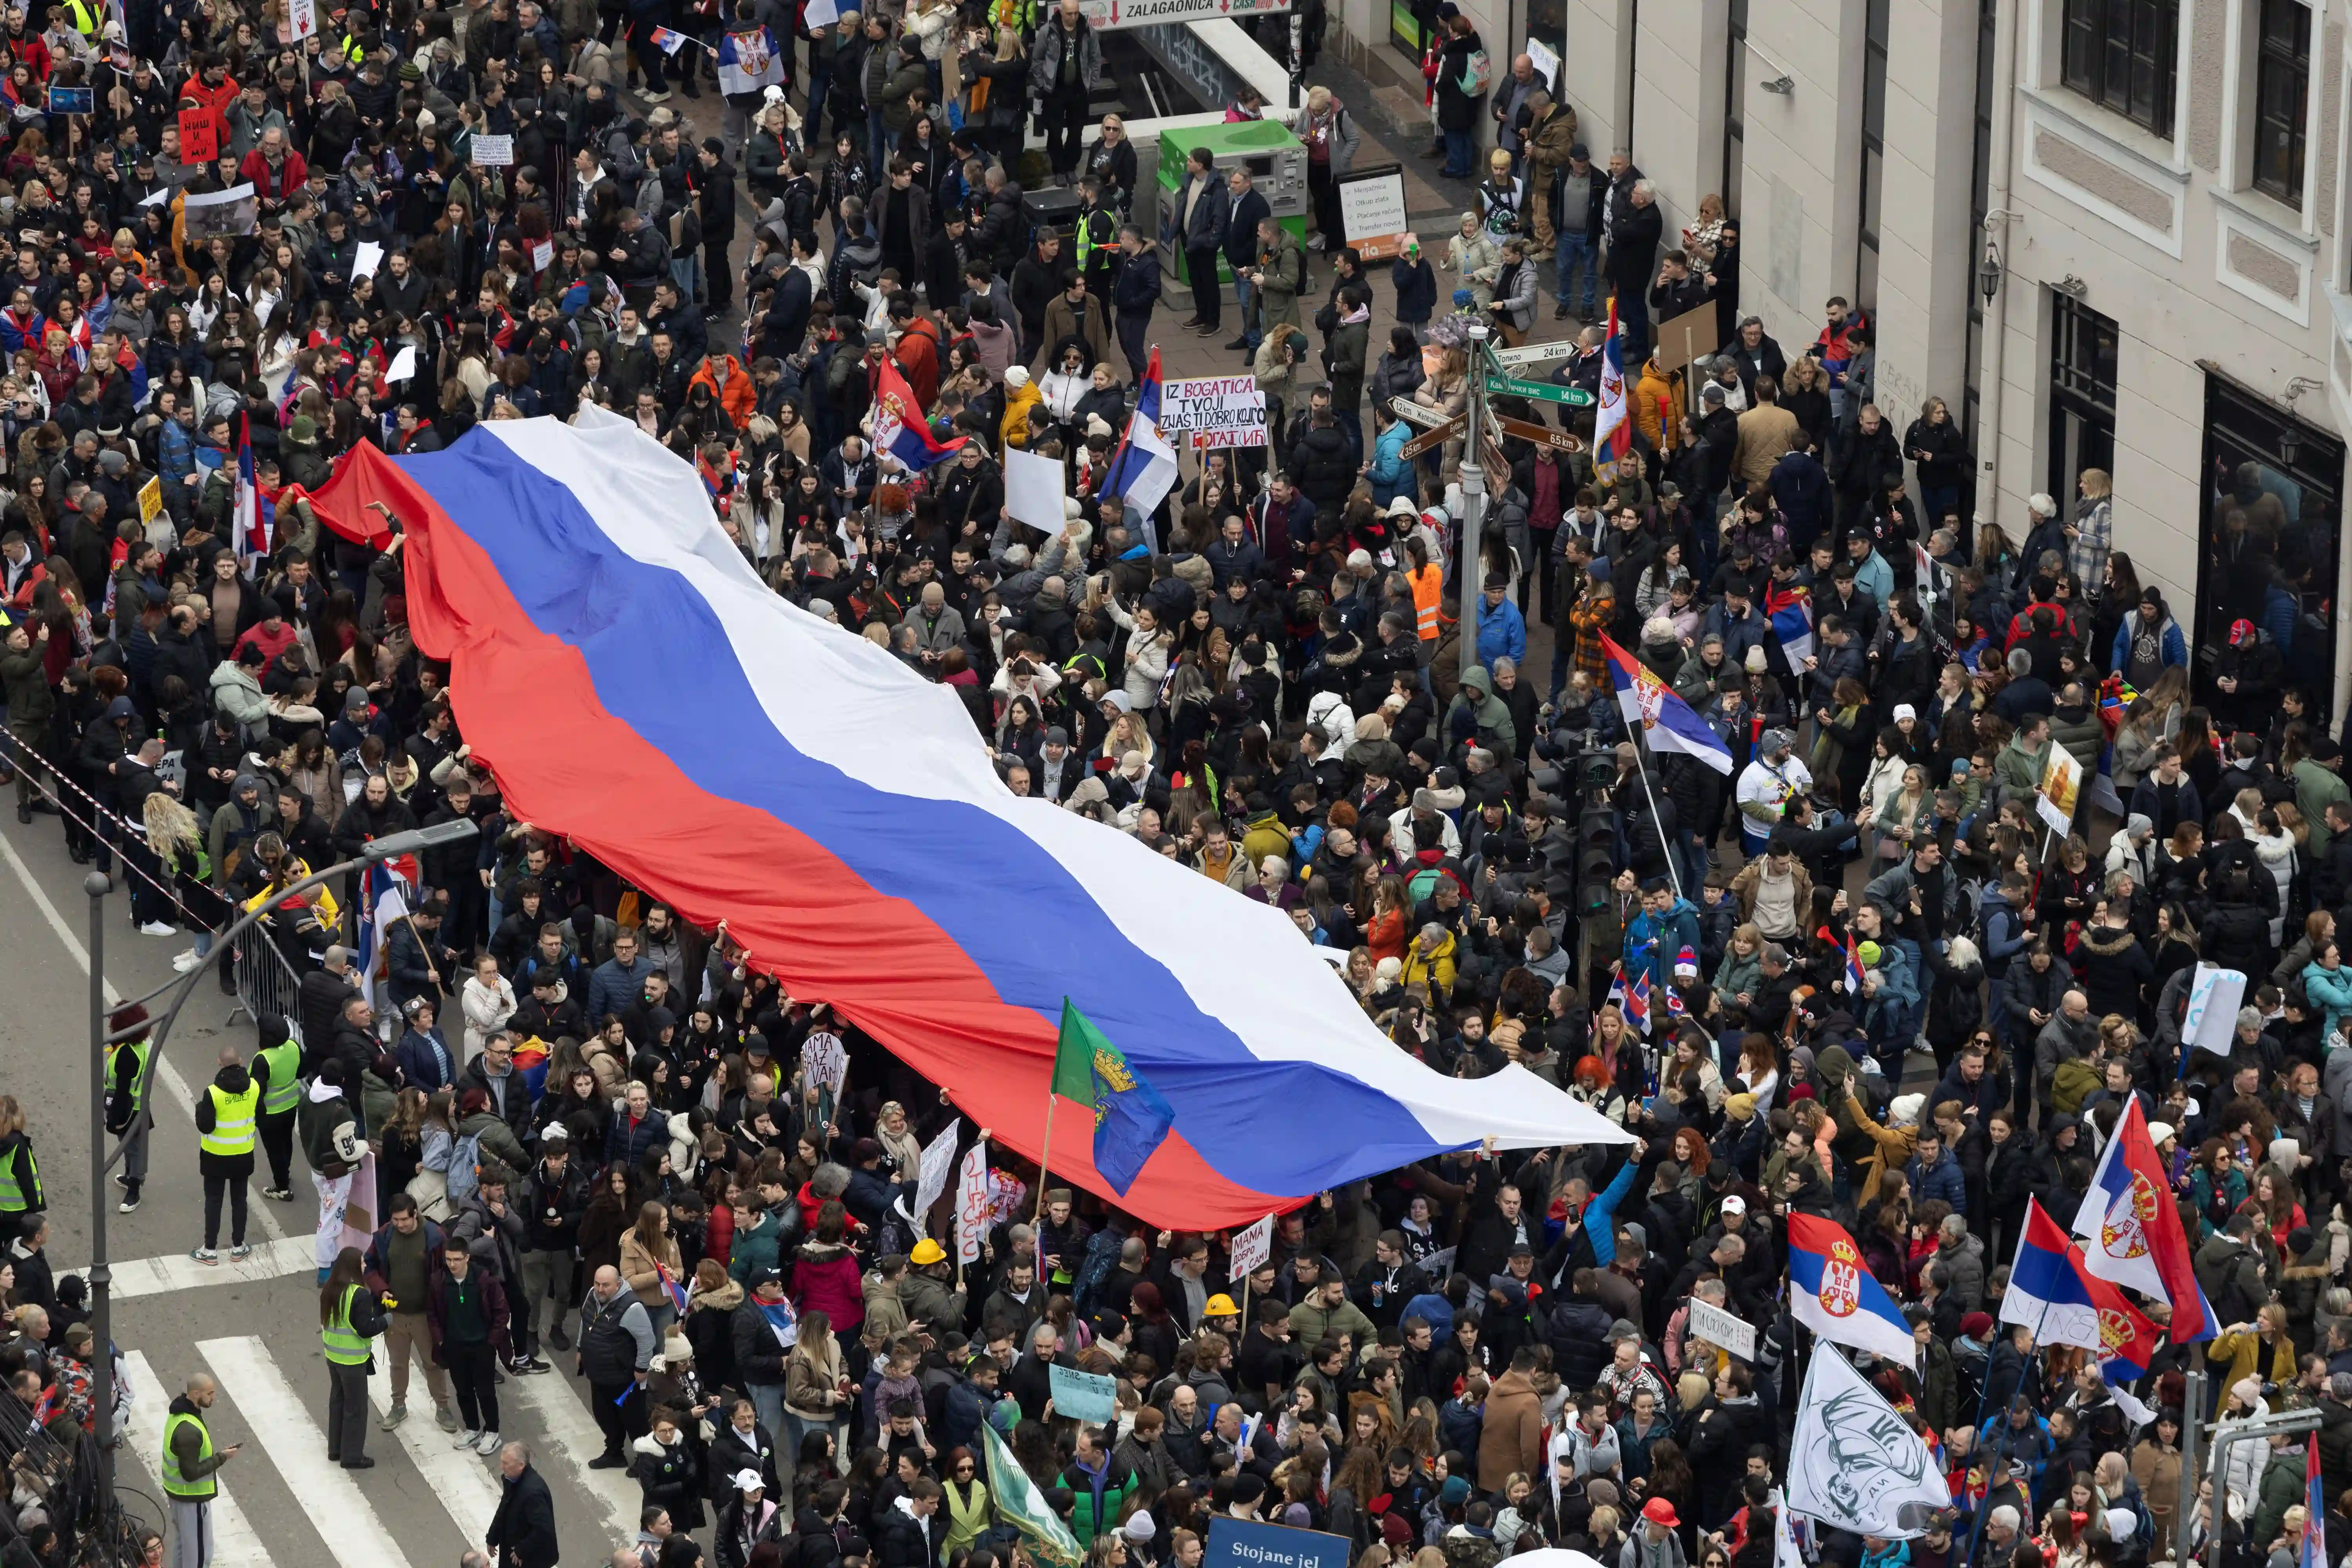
[804,0,838,25]
[1687,1298,1757,1360]
[1047,1363,1118,1423]
[532,239,554,273]
[1004,445,1065,533]
[2184,963,2248,1056]
[955,1142,989,1265]
[181,182,257,240]
[915,1119,962,1223]
[385,344,417,384]
[1338,169,1410,259]
[802,1030,848,1095]
[1229,1213,1274,1277]
[290,0,317,37]
[1160,376,1266,450]
[351,240,383,279]
[2035,745,2083,835]
[1526,36,1560,89]
[471,134,515,167]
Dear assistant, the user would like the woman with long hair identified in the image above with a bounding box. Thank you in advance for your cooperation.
[620,1199,684,1338]
[782,1306,849,1463]
[319,1245,384,1467]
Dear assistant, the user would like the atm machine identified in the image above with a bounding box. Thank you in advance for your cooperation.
[1156,119,1310,285]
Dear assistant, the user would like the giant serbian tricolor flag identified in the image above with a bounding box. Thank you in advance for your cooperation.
[321,407,1635,1227]
[1602,632,1733,773]
[872,357,967,473]
[1788,1212,1918,1368]
[2073,1097,2219,1342]
[1100,348,1179,546]
[2000,1198,2161,1417]
[1592,301,1631,463]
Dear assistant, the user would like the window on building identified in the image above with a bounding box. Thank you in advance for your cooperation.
[2060,0,2178,136]
[2252,0,2310,205]
[1723,0,1748,217]
[2048,293,2119,506]
[1858,0,1887,310]
[1965,0,1994,465]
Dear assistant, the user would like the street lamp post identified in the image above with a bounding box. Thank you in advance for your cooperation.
[84,818,479,1514]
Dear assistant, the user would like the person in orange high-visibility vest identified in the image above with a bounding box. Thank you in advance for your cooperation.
[1406,532,1446,646]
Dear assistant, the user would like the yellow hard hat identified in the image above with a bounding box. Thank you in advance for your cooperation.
[1204,1294,1240,1317]
[911,1238,947,1266]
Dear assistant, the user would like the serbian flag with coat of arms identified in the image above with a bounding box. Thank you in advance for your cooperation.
[1999,1197,2161,1420]
[2072,1096,2218,1342]
[872,356,966,474]
[1592,301,1631,462]
[2306,1434,2327,1568]
[1602,632,1733,773]
[1788,1212,1917,1367]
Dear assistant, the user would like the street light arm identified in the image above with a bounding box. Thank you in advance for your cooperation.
[106,820,480,1174]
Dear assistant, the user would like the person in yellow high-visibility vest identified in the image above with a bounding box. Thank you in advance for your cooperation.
[321,1245,385,1468]
[162,1371,241,1568]
[191,1046,258,1264]
[105,1001,155,1214]
[0,1093,43,1249]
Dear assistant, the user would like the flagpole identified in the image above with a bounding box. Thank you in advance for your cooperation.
[1033,1092,1055,1226]
[1629,729,1686,902]
[1959,1294,2057,1568]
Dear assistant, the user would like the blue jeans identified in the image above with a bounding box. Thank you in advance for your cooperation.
[1234,273,1261,346]
[1556,232,1594,313]
[1617,284,1650,360]
[867,109,891,173]
[1337,408,1362,463]
[1441,129,1474,178]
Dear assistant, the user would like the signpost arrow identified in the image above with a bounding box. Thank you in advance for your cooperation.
[1399,414,1466,459]
[1387,396,1447,428]
[1482,374,1594,407]
[1495,415,1585,454]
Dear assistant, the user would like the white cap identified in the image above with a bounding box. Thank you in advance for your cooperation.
[1721,1195,1746,1215]
[735,1470,766,1493]
[1891,703,1916,723]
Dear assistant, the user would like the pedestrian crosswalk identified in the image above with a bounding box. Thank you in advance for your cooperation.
[503,1361,648,1543]
[122,1350,272,1568]
[124,1332,664,1568]
[198,1338,416,1568]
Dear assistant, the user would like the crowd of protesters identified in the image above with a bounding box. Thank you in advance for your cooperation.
[0,2,2347,1568]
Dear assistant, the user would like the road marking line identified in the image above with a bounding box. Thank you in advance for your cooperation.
[501,1367,644,1543]
[122,1349,273,1568]
[364,1359,505,1550]
[198,1336,416,1568]
[68,1236,315,1299]
[0,824,286,1241]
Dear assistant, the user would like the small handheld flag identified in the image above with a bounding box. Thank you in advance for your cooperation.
[647,24,690,53]
[1593,301,1630,463]
[1844,932,1865,997]
[1051,999,1175,1196]
[871,356,967,473]
[1787,1212,1919,1367]
[1601,633,1734,774]
[1100,348,1178,548]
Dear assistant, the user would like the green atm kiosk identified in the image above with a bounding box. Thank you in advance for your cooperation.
[1156,119,1310,287]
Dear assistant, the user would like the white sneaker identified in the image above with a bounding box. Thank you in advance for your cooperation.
[172,949,203,972]
[138,921,176,936]
[454,1428,481,1448]
[189,1247,218,1265]
[475,1430,501,1456]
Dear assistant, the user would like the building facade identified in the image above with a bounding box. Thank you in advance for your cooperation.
[1334,0,2351,715]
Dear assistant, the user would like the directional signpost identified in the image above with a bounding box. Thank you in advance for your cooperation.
[1387,396,1446,428]
[1495,415,1583,454]
[1399,414,1465,459]
[1482,374,1594,406]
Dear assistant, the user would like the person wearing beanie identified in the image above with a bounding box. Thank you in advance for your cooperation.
[250,1010,305,1203]
[103,1002,156,1213]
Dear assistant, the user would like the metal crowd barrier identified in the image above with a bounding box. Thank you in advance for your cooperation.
[224,932,308,1049]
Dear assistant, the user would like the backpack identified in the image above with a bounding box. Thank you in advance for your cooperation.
[1459,46,1493,95]
[2049,1058,2100,1117]
[445,1129,485,1207]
